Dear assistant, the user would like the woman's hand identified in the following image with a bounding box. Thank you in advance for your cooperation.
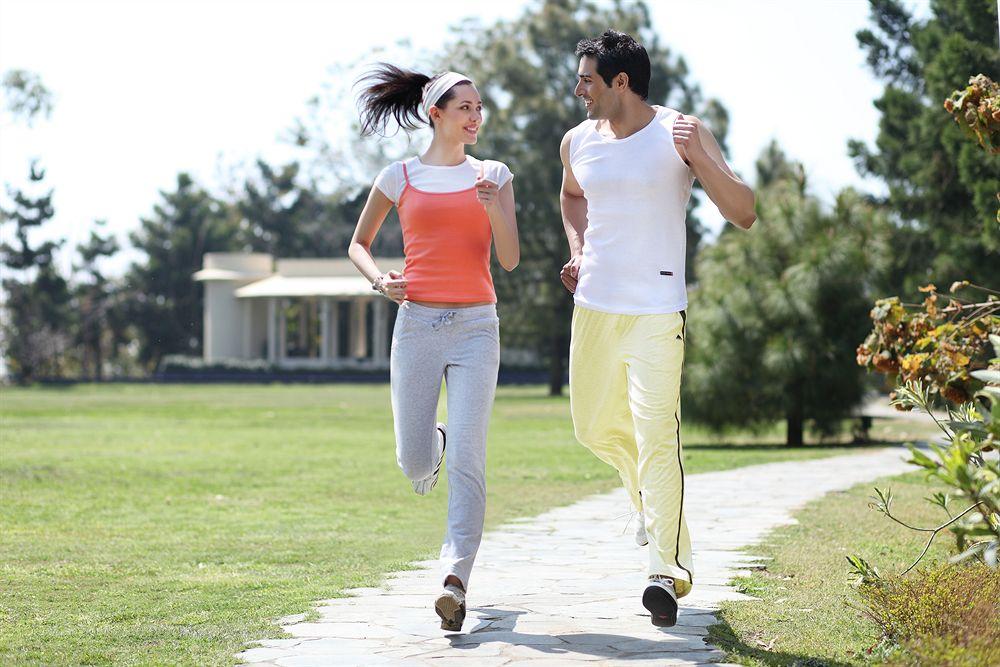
[475,163,499,211]
[374,270,407,304]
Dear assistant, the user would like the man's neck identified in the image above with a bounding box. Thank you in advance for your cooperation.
[603,100,657,140]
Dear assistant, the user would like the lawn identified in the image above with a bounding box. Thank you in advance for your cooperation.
[709,468,998,666]
[2,383,912,666]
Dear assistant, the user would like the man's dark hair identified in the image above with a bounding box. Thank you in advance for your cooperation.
[575,29,651,100]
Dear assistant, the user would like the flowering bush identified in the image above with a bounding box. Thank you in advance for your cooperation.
[944,74,1000,155]
[856,283,1000,405]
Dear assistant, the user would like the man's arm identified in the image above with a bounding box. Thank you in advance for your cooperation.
[673,114,756,230]
[559,129,588,292]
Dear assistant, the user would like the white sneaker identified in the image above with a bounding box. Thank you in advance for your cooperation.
[635,511,649,546]
[434,582,466,631]
[412,423,446,496]
[643,574,678,627]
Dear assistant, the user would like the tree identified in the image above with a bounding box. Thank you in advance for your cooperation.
[684,146,892,445]
[0,163,73,381]
[442,0,731,395]
[238,159,321,257]
[236,158,403,259]
[125,173,239,369]
[850,0,1000,295]
[2,69,53,126]
[0,71,73,382]
[73,221,120,380]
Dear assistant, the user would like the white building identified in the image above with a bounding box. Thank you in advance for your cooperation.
[193,253,402,369]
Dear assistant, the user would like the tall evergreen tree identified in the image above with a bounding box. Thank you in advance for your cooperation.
[126,173,239,369]
[0,163,72,381]
[684,146,892,445]
[238,159,320,257]
[73,221,120,380]
[851,0,1000,294]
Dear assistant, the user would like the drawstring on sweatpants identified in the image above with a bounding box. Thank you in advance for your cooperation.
[431,311,458,330]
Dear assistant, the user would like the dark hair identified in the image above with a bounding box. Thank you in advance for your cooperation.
[575,30,650,100]
[356,63,471,136]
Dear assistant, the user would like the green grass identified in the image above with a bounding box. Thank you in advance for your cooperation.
[1,383,908,666]
[708,470,967,666]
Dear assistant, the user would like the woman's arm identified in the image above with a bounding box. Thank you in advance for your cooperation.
[476,171,520,271]
[348,185,407,303]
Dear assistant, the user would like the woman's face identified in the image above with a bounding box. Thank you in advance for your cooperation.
[431,84,483,145]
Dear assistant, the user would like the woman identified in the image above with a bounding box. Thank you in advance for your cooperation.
[348,64,519,631]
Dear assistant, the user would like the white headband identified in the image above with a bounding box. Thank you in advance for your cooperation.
[421,71,474,118]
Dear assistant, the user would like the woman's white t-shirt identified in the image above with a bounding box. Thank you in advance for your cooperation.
[374,156,514,204]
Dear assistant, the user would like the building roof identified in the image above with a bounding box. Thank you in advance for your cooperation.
[194,252,274,281]
[235,276,378,298]
[197,254,406,298]
[193,268,271,282]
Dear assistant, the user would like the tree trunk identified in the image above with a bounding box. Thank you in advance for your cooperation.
[786,393,804,446]
[548,330,564,397]
[95,322,104,382]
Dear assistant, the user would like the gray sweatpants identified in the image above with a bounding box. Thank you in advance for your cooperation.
[390,301,500,590]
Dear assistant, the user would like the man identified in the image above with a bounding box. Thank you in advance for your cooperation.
[559,29,755,627]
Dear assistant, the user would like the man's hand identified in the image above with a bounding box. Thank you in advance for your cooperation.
[672,114,709,166]
[560,254,582,293]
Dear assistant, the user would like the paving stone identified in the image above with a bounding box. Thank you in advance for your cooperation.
[237,448,908,666]
[236,647,296,662]
[414,658,511,666]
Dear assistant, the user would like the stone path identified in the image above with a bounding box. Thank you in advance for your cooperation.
[237,448,910,666]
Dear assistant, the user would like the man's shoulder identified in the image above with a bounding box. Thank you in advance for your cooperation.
[564,118,597,159]
[652,105,682,128]
[567,117,599,140]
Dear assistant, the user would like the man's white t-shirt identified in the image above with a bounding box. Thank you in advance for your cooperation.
[569,106,695,315]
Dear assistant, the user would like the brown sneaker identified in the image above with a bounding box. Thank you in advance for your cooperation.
[434,582,466,631]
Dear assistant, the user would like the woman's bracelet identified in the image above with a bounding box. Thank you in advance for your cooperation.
[371,274,386,294]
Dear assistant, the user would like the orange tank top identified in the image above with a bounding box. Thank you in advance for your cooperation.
[397,160,496,303]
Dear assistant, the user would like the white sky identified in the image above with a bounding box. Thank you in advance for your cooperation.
[0,0,930,277]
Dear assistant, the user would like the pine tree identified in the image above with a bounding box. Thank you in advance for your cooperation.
[0,163,72,381]
[851,0,1000,294]
[126,173,239,369]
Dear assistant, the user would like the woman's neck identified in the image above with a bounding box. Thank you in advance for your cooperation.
[420,135,466,166]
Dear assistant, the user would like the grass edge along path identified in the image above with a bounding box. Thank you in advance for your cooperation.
[708,469,999,666]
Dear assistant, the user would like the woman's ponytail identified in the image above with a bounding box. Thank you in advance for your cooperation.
[357,63,431,136]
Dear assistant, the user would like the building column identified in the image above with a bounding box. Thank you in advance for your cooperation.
[319,299,330,362]
[242,299,252,359]
[330,300,340,360]
[266,297,277,363]
[278,298,288,362]
[350,299,367,359]
[373,298,388,366]
[298,299,308,353]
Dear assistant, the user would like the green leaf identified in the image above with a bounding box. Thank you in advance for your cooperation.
[908,448,937,470]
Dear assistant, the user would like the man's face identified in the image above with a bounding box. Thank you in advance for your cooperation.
[574,56,612,119]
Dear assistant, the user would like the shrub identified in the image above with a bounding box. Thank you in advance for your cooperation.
[859,563,1000,666]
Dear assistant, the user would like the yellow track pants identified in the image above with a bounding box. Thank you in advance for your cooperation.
[569,305,693,597]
